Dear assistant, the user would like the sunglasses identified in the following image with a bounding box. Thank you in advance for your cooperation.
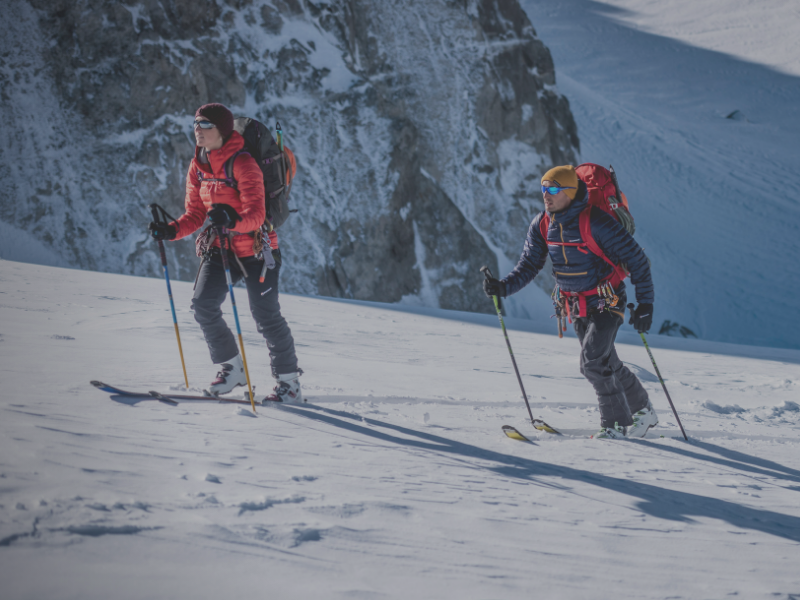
[541,185,576,195]
[193,120,217,129]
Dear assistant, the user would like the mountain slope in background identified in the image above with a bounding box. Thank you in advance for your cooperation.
[519,0,800,348]
[2,0,798,348]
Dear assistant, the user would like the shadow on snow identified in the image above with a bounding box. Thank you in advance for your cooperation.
[282,403,800,544]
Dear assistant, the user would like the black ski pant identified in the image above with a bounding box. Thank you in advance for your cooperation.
[192,250,298,376]
[572,297,649,428]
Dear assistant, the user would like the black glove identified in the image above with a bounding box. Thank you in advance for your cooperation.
[208,203,241,228]
[148,221,176,241]
[629,303,654,333]
[483,277,506,298]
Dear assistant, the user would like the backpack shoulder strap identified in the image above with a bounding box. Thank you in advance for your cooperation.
[222,150,251,189]
[580,207,628,280]
[579,208,605,262]
[539,213,549,240]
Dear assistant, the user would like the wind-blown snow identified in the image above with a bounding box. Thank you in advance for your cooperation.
[1,258,799,598]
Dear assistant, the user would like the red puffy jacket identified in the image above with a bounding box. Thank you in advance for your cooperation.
[172,131,277,257]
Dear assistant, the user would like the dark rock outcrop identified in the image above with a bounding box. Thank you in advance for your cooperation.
[1,0,578,313]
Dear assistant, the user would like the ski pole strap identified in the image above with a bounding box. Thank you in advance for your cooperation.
[149,202,178,225]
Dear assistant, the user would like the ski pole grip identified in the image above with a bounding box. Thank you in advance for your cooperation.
[148,203,169,264]
[480,265,494,280]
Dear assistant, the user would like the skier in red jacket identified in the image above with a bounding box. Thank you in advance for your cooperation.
[148,103,302,402]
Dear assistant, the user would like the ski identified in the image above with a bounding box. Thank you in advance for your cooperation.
[90,380,276,405]
[532,418,563,435]
[502,425,533,442]
[504,420,600,440]
[503,419,563,442]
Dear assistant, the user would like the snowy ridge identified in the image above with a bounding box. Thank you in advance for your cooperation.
[2,258,800,598]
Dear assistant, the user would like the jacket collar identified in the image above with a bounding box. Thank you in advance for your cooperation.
[195,132,245,174]
[548,180,587,222]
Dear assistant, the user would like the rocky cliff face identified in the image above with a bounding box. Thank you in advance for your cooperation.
[1,0,578,314]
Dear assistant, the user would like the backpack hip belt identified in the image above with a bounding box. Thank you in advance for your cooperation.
[556,272,622,320]
[194,225,249,275]
[540,206,628,320]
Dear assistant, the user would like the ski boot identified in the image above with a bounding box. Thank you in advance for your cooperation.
[628,400,658,438]
[593,422,627,439]
[206,354,247,396]
[265,370,303,404]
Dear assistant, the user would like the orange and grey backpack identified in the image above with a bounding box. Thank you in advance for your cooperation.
[209,118,298,231]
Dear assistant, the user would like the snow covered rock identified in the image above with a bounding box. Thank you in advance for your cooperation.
[1,0,577,312]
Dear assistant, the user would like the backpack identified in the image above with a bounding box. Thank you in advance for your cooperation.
[539,163,634,283]
[222,118,297,230]
[574,163,634,235]
[539,164,634,318]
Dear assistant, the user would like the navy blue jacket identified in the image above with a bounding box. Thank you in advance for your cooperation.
[503,183,654,311]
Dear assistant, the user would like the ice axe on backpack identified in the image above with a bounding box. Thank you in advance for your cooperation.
[149,203,190,389]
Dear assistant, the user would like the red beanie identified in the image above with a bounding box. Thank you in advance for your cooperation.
[195,103,234,139]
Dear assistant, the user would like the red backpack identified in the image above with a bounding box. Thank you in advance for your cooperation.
[575,163,633,229]
[539,164,634,317]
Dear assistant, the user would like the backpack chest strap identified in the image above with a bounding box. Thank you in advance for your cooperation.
[196,150,251,189]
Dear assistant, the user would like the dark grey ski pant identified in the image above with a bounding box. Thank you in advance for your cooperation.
[572,296,649,428]
[192,249,298,376]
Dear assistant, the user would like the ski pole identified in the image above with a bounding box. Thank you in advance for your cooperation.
[481,266,536,425]
[149,204,189,389]
[217,228,257,413]
[627,304,688,440]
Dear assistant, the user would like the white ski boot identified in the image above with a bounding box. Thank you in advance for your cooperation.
[206,354,247,396]
[628,400,659,438]
[265,371,303,404]
[593,422,627,439]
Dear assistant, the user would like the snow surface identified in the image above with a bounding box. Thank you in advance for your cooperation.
[2,258,800,599]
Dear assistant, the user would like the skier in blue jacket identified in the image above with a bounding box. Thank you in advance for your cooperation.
[483,165,658,438]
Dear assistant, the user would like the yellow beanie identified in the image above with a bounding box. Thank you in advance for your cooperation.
[541,165,579,199]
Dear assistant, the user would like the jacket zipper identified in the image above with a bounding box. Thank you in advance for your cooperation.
[552,214,569,265]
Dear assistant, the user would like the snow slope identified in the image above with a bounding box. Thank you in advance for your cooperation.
[513,0,800,349]
[2,258,800,599]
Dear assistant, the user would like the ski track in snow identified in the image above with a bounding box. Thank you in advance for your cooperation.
[1,259,800,599]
